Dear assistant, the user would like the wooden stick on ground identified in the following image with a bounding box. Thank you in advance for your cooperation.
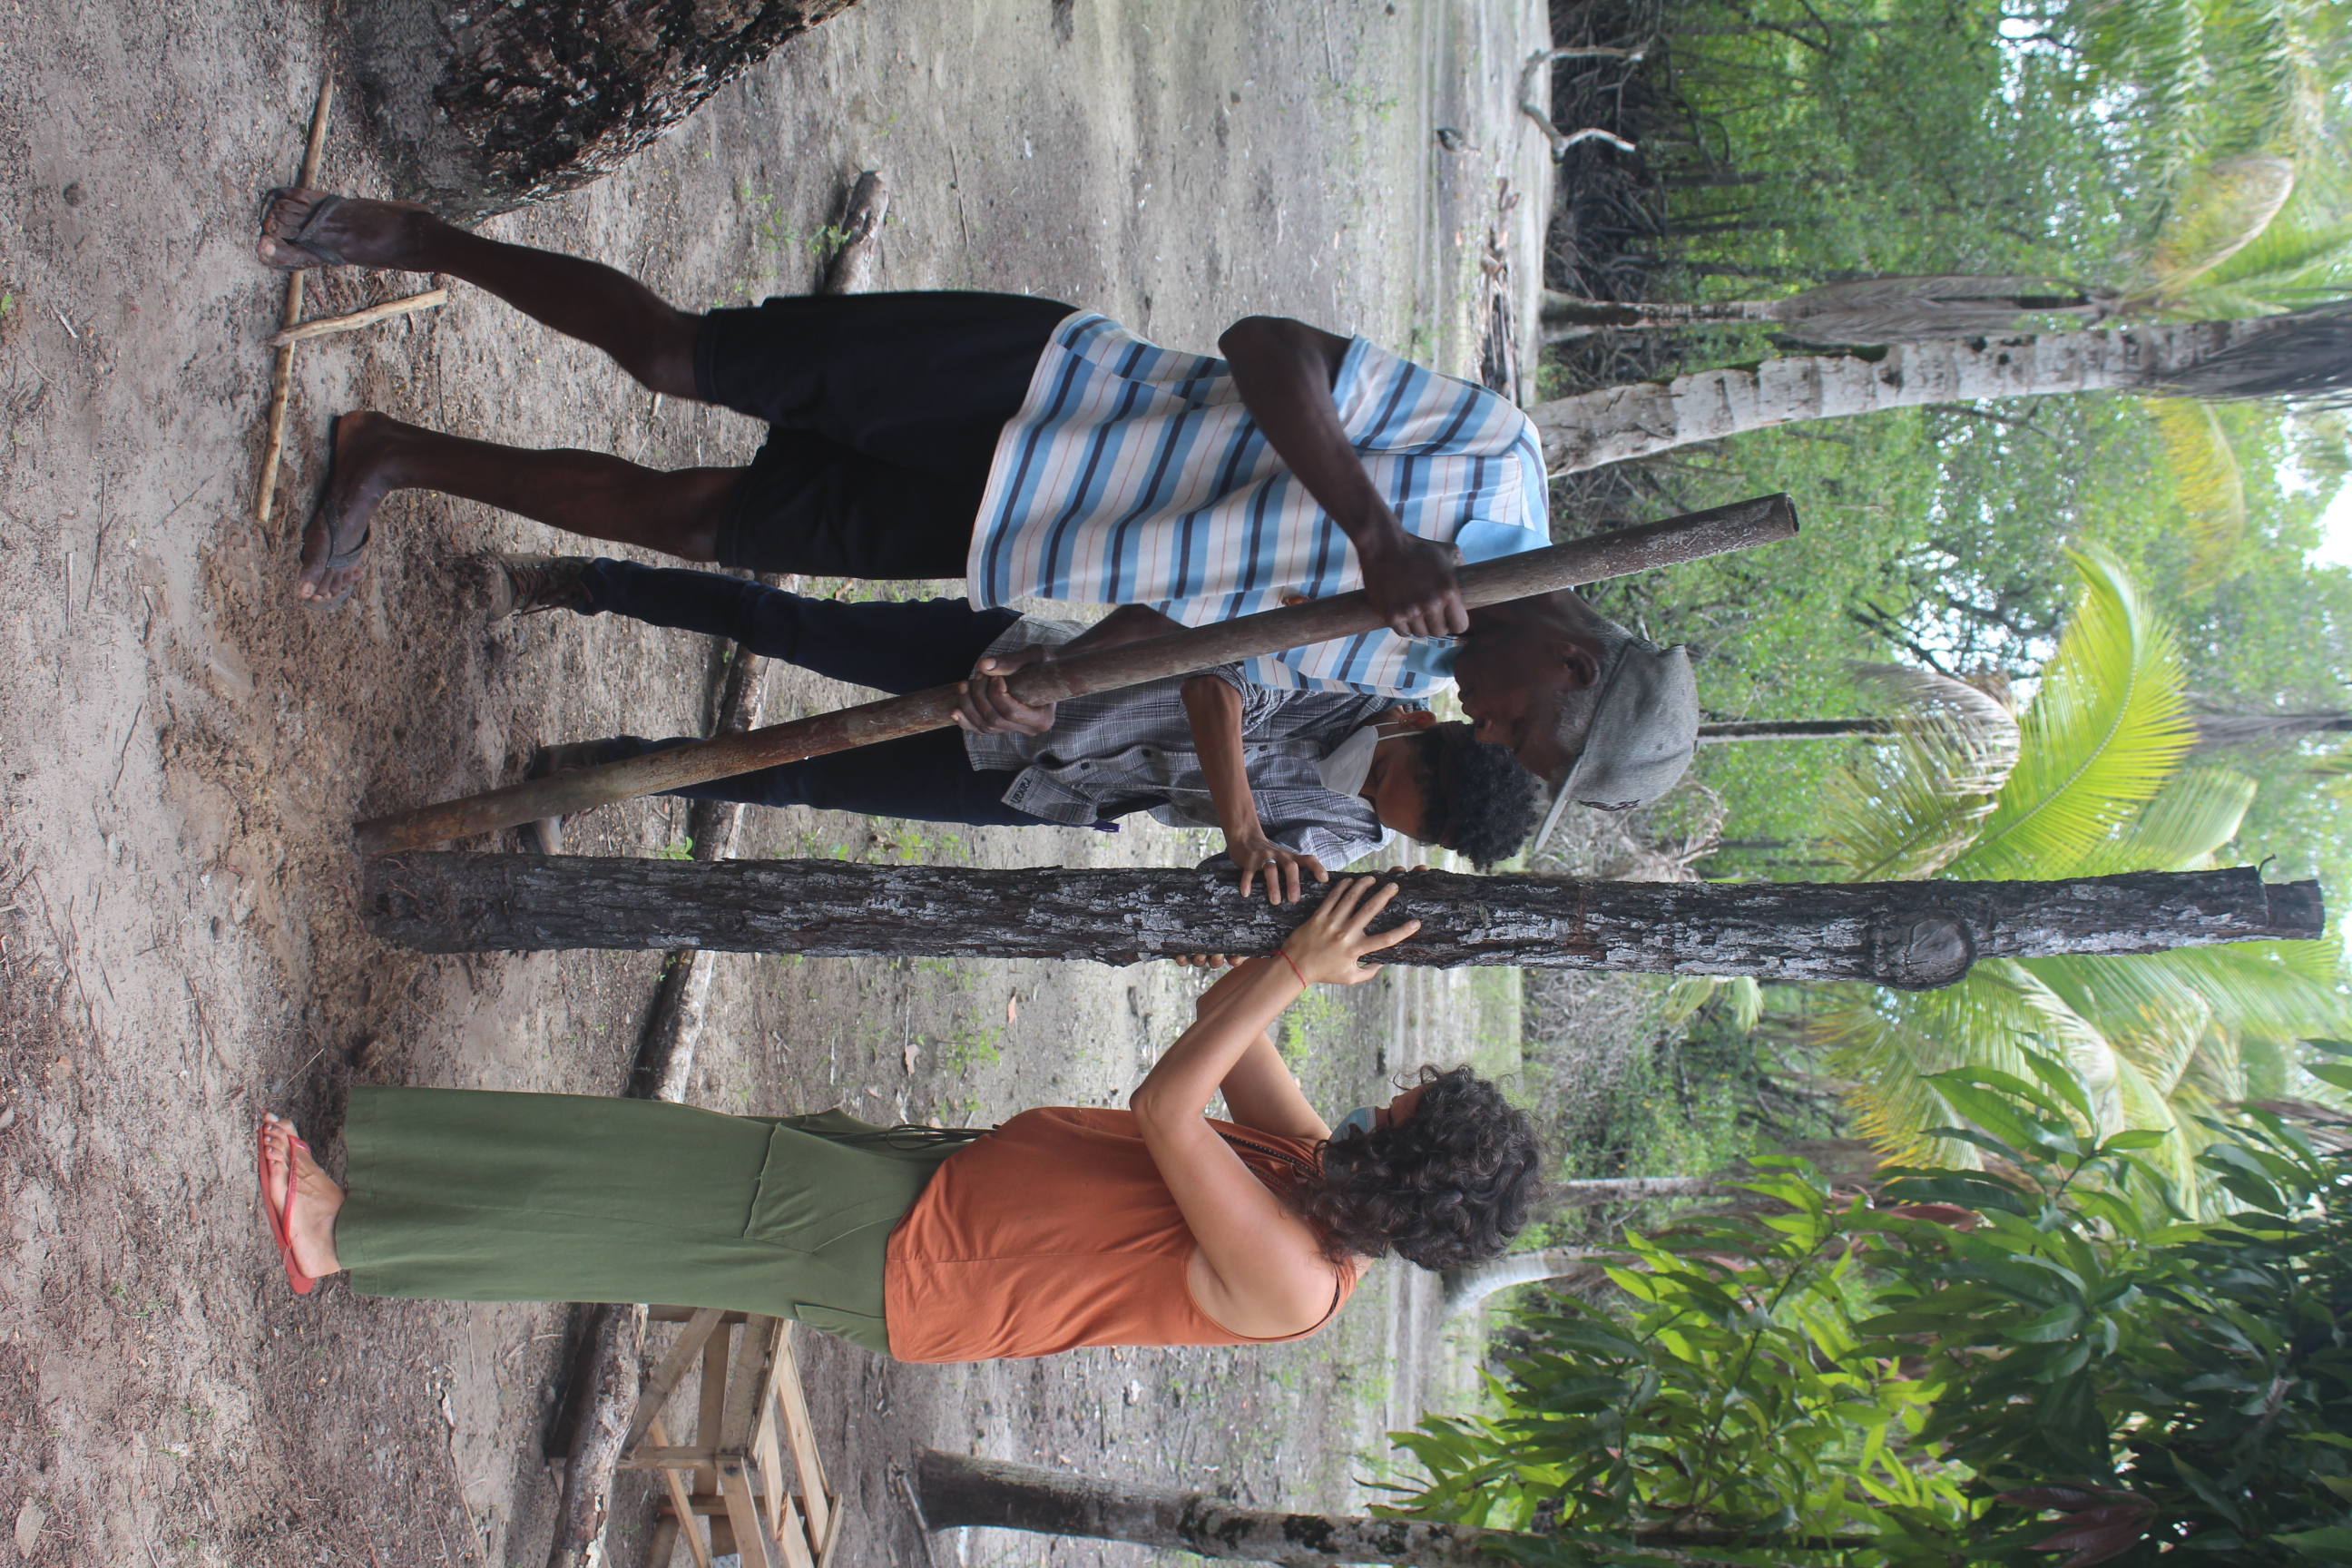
[254,76,335,525]
[354,495,1799,854]
[269,287,447,347]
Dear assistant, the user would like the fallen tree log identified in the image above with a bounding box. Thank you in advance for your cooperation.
[358,859,2322,986]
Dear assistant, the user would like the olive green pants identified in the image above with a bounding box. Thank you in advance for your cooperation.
[337,1087,961,1356]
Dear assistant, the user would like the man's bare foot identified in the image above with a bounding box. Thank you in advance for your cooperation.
[297,411,401,604]
[258,188,436,271]
[260,1112,345,1279]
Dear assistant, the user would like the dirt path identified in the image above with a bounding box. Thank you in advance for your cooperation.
[0,1,1552,1563]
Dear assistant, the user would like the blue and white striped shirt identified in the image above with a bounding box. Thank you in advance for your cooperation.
[965,313,1551,697]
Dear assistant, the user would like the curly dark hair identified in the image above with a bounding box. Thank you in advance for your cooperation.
[1408,722,1545,869]
[1289,1065,1544,1271]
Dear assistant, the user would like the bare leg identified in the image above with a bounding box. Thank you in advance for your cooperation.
[298,411,737,602]
[260,1112,345,1279]
[259,190,700,397]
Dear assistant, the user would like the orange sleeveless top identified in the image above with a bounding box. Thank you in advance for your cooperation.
[883,1107,1364,1363]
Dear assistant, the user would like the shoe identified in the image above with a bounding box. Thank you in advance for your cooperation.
[257,1122,318,1296]
[479,554,595,620]
[521,741,608,854]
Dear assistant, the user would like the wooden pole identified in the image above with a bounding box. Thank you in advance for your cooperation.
[359,859,2324,985]
[353,494,1798,854]
[254,77,335,525]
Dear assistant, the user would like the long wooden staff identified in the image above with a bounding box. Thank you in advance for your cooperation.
[354,494,1798,854]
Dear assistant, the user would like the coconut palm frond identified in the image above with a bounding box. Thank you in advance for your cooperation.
[2073,764,2257,875]
[2184,207,2352,309]
[1809,984,1996,1161]
[2024,941,2352,1055]
[2144,154,2299,297]
[1817,666,2023,880]
[2159,299,2352,406]
[2148,399,2249,586]
[1948,548,2196,882]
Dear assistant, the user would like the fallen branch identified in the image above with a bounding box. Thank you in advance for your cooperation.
[254,77,335,524]
[822,172,889,295]
[269,287,448,347]
[1518,45,1644,160]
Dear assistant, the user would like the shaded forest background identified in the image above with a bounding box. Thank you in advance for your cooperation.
[1514,0,2351,1188]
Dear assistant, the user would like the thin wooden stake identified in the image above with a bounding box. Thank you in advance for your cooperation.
[255,76,336,525]
[270,286,447,347]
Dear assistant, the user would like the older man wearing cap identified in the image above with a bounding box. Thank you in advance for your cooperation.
[255,190,1697,798]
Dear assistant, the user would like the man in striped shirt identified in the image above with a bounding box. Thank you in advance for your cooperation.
[261,191,1697,808]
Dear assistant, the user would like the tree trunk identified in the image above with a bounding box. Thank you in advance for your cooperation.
[911,1452,1867,1564]
[359,858,2322,987]
[348,0,864,221]
[543,1302,646,1568]
[1698,714,2352,750]
[1524,316,2284,475]
[912,1450,1516,1566]
[1440,1247,1621,1318]
[2190,711,2352,751]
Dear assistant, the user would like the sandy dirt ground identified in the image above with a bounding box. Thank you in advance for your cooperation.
[0,0,1560,1563]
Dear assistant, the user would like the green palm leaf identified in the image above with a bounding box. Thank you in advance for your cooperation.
[2070,764,2257,874]
[1815,666,2021,880]
[1945,547,2197,881]
[2147,401,2249,587]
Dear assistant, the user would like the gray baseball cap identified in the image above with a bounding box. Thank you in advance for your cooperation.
[1558,640,1699,811]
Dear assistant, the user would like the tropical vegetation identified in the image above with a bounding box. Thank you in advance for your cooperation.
[1386,1064,2352,1567]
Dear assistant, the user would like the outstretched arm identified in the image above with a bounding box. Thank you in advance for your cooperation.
[1182,674,1328,905]
[1216,316,1466,639]
[1131,881,1418,1337]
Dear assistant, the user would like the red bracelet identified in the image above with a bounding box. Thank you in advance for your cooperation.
[1276,949,1308,986]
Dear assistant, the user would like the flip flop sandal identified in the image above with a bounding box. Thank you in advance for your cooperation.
[256,1123,318,1296]
[260,188,351,270]
[298,419,368,612]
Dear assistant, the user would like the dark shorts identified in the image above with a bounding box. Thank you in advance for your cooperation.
[693,291,1077,579]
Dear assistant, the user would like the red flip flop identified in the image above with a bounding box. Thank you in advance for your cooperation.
[257,1122,318,1295]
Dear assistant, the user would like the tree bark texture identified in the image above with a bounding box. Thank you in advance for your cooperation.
[913,1451,1511,1566]
[1524,317,2281,475]
[359,858,2323,985]
[352,497,1798,854]
[544,1302,646,1568]
[348,0,862,222]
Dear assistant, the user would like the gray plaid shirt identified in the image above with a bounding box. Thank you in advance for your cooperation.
[959,619,1409,868]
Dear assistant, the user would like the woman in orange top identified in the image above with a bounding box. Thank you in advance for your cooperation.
[254,879,1544,1359]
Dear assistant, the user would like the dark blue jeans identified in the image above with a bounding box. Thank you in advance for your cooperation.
[573,560,1061,825]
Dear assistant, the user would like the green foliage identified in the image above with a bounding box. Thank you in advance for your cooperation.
[1384,1057,2352,1567]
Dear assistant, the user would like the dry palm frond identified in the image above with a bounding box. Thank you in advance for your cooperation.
[1816,665,2022,880]
[2141,155,2300,300]
[2149,398,2249,586]
[1767,274,2114,344]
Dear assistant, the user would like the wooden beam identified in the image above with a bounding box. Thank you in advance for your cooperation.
[352,495,1799,853]
[360,858,2324,985]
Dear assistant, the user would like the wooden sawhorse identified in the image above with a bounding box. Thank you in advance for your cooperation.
[621,1307,841,1568]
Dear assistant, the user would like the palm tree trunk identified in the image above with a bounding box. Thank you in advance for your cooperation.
[360,857,2324,986]
[1525,317,2285,474]
[1440,1247,1620,1318]
[351,0,866,221]
[910,1453,1869,1563]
